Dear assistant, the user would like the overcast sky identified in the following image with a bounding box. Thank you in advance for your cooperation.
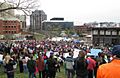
[38,0,120,25]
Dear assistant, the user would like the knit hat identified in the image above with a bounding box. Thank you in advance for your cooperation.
[112,45,120,57]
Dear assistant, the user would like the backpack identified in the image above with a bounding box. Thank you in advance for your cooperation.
[65,56,74,70]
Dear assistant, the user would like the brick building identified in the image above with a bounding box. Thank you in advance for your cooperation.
[74,24,92,45]
[0,18,21,34]
[74,24,92,35]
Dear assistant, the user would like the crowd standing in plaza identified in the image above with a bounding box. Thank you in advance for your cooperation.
[0,39,119,78]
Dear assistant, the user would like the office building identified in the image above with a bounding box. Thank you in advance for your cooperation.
[42,17,73,31]
[30,10,47,32]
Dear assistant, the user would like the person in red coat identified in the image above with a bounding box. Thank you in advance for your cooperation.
[36,54,45,78]
[87,56,96,78]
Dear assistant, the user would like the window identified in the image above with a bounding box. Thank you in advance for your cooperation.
[93,30,98,35]
[106,30,111,35]
[11,31,14,33]
[100,30,104,35]
[119,31,120,35]
[112,31,117,35]
[14,31,16,33]
[4,21,7,23]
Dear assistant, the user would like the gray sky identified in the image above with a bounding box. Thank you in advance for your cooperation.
[1,0,120,25]
[39,0,120,25]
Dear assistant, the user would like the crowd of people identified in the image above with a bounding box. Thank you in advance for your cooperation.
[0,40,120,78]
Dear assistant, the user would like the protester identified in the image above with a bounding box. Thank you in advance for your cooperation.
[19,55,24,73]
[87,56,96,78]
[46,52,57,78]
[22,56,28,73]
[36,53,45,78]
[97,45,120,78]
[27,54,36,78]
[4,54,16,78]
[74,50,88,78]
[44,56,49,78]
[0,39,115,78]
[65,52,75,78]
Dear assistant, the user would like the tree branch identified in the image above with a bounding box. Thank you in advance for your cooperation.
[0,0,39,15]
[0,7,18,12]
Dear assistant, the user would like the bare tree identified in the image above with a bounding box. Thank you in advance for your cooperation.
[0,0,39,15]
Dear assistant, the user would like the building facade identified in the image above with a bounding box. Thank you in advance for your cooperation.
[30,10,47,32]
[74,24,92,35]
[16,15,26,31]
[74,24,92,45]
[92,27,120,46]
[0,18,21,34]
[42,18,73,31]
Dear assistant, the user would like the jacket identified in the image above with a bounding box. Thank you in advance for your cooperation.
[65,56,74,70]
[87,57,96,70]
[27,59,36,73]
[97,59,120,78]
[36,58,45,71]
[46,57,57,71]
[75,57,88,77]
[5,59,16,72]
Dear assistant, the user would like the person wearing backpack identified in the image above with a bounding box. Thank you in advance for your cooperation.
[27,55,36,78]
[74,50,88,78]
[65,52,75,78]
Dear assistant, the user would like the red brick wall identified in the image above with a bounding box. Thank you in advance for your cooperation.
[0,20,21,34]
[0,20,3,34]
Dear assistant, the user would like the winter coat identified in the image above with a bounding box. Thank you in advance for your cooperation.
[75,57,88,77]
[36,58,45,71]
[46,57,57,71]
[4,59,16,73]
[27,59,36,73]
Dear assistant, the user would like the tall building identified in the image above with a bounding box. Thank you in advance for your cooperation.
[16,15,26,31]
[0,2,14,18]
[30,10,47,32]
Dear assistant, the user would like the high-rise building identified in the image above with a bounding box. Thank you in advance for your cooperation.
[30,10,47,32]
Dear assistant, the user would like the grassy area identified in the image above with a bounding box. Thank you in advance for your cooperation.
[0,65,66,78]
[34,33,46,41]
